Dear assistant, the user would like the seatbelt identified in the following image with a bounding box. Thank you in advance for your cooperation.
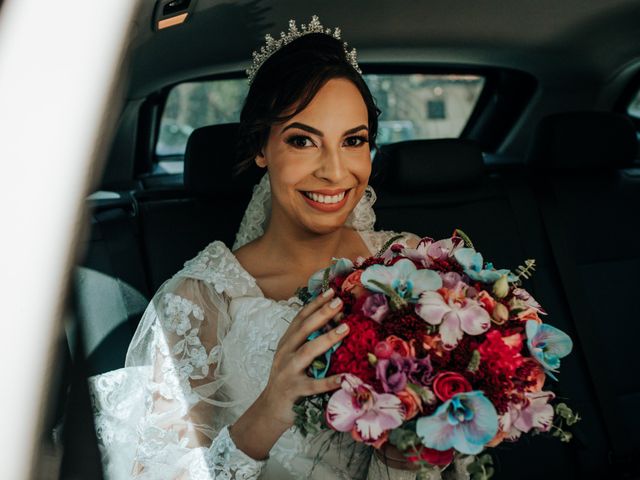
[533,176,638,477]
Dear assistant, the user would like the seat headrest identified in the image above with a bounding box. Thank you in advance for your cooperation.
[184,123,263,196]
[527,111,638,170]
[374,139,485,192]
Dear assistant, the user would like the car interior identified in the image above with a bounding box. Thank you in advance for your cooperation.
[43,0,640,478]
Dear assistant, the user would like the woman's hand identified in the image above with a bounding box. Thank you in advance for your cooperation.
[229,288,349,459]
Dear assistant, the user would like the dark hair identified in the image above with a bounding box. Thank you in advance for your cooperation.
[234,33,380,175]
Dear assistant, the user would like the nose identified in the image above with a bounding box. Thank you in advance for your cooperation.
[314,145,347,184]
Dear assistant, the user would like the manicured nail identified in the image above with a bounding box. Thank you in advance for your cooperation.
[322,288,334,298]
[335,376,342,385]
[335,323,349,334]
[330,297,342,308]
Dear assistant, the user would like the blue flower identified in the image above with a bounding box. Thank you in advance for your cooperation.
[360,258,442,302]
[307,257,354,298]
[306,329,342,379]
[526,320,573,381]
[453,248,518,284]
[416,391,499,455]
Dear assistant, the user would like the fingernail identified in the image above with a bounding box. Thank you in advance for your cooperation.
[335,376,342,385]
[330,297,342,308]
[335,323,349,334]
[322,288,334,298]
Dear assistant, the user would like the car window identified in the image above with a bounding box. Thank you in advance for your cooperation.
[155,73,485,159]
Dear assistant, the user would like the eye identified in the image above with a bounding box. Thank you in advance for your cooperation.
[286,135,316,148]
[343,135,369,148]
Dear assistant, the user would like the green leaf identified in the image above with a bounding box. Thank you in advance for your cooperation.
[467,349,481,373]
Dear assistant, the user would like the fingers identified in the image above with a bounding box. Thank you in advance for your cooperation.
[301,374,345,396]
[295,320,350,367]
[288,296,345,350]
[278,288,339,351]
[294,288,336,326]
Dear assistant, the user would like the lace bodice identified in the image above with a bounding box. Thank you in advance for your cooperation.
[88,229,470,480]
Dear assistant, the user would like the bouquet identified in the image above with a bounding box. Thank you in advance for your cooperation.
[293,230,580,479]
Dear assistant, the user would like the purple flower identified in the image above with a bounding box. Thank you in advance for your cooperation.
[362,293,390,323]
[440,271,463,289]
[376,352,414,393]
[408,355,434,387]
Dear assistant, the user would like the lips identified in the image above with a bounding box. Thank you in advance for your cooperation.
[300,188,351,212]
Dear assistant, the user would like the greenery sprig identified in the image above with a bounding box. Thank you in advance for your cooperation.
[375,234,405,258]
[515,259,537,281]
[292,393,331,437]
[453,228,475,249]
[550,402,581,442]
[467,453,495,480]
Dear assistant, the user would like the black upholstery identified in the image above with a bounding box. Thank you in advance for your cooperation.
[527,111,638,170]
[136,123,265,291]
[529,112,640,466]
[184,123,264,196]
[375,138,485,192]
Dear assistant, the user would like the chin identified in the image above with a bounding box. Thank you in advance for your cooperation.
[299,215,349,235]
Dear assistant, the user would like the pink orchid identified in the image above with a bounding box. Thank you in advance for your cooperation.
[514,391,555,432]
[403,237,464,268]
[512,287,547,315]
[326,374,405,444]
[415,289,491,349]
[498,391,556,441]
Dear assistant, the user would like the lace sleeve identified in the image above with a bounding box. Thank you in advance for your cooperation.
[90,262,266,479]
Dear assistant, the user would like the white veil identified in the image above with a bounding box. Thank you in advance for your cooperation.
[232,171,378,251]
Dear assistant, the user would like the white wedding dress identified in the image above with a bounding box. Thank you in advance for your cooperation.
[88,172,473,480]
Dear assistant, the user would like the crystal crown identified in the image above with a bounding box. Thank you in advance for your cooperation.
[245,15,362,84]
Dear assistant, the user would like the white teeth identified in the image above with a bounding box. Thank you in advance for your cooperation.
[303,191,346,204]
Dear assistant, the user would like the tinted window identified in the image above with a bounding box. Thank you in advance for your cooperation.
[156,73,485,157]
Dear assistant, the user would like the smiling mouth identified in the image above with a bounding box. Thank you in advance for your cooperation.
[299,188,353,211]
[301,190,349,204]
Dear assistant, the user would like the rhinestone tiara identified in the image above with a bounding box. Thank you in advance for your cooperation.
[245,15,362,84]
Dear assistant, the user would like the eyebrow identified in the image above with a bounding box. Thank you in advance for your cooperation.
[281,122,368,137]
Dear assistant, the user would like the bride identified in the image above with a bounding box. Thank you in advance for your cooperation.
[89,16,472,480]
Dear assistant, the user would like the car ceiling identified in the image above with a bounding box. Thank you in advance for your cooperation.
[126,0,640,99]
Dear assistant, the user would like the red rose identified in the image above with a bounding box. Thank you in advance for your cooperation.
[432,372,472,401]
[406,446,454,466]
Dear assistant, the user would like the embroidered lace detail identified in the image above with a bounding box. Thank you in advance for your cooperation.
[232,172,271,251]
[205,426,266,479]
[180,241,259,298]
[345,184,377,231]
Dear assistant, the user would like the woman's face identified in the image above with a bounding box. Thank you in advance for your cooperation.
[257,77,372,235]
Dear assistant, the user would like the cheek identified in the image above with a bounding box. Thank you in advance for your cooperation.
[268,148,312,187]
[351,152,373,186]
